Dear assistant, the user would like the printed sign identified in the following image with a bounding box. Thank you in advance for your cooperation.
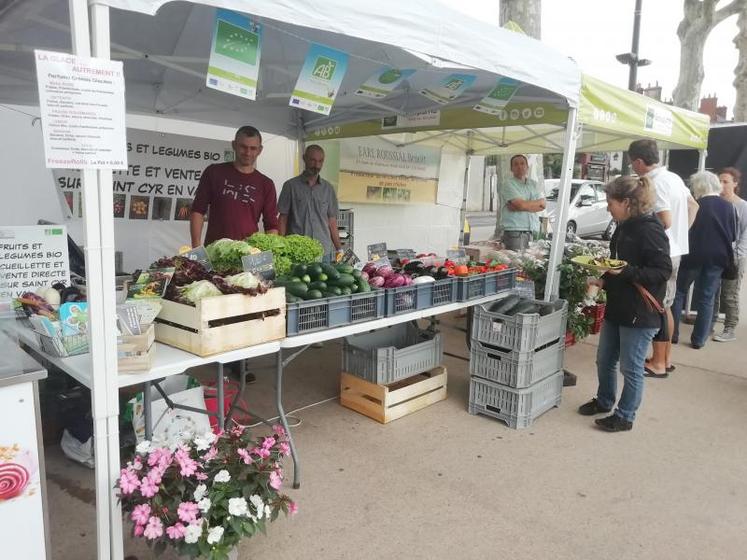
[355,68,415,99]
[395,249,417,261]
[290,43,349,115]
[367,243,390,267]
[339,247,361,266]
[181,246,213,272]
[0,225,69,300]
[644,105,673,136]
[474,77,521,115]
[241,251,275,281]
[206,10,262,100]
[419,73,476,105]
[35,50,127,169]
[447,248,468,264]
[381,109,441,130]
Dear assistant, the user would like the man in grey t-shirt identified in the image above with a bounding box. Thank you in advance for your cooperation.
[278,145,342,262]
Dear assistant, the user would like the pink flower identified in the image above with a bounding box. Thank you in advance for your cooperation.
[262,436,276,450]
[195,472,208,481]
[237,448,252,465]
[131,504,151,526]
[134,524,145,537]
[139,476,159,498]
[202,446,218,462]
[288,501,298,515]
[166,523,186,540]
[269,470,283,490]
[146,467,164,486]
[231,425,245,437]
[177,501,200,524]
[119,469,140,495]
[147,448,173,469]
[177,456,198,477]
[250,446,270,460]
[143,517,164,540]
[278,443,290,457]
[272,425,286,438]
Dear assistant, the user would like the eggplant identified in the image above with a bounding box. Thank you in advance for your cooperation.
[403,261,423,273]
[61,286,84,303]
[435,266,450,280]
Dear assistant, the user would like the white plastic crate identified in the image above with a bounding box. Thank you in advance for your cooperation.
[469,339,564,388]
[342,323,443,384]
[471,298,567,352]
[468,370,563,429]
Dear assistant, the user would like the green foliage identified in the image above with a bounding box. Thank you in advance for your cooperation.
[205,238,257,274]
[246,233,323,276]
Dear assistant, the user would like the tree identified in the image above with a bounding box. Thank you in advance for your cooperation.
[734,7,747,120]
[672,0,746,110]
[499,0,542,39]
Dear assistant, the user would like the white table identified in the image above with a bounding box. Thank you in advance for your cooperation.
[7,291,510,488]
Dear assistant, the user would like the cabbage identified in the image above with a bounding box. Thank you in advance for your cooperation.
[178,280,222,303]
[224,272,260,290]
[206,238,259,274]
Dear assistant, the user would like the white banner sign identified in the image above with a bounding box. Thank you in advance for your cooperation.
[53,129,232,222]
[206,9,262,100]
[0,225,69,300]
[34,50,127,169]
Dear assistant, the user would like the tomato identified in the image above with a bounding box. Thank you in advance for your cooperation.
[454,265,469,276]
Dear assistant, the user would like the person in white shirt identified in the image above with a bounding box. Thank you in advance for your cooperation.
[628,139,698,377]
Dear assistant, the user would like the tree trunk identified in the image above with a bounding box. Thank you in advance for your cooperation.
[734,7,747,121]
[499,0,542,38]
[672,0,746,110]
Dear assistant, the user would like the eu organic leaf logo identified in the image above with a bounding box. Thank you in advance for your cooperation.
[312,56,337,81]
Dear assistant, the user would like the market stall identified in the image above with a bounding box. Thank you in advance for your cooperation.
[0,1,584,558]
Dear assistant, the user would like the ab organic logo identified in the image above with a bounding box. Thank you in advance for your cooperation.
[312,56,337,81]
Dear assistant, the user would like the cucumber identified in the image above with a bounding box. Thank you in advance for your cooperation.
[356,278,371,293]
[321,263,340,281]
[285,282,309,298]
[300,274,312,284]
[308,263,323,279]
[336,263,354,275]
[290,276,301,282]
[317,273,328,282]
[489,295,521,314]
[286,294,301,304]
[340,287,352,296]
[350,283,359,293]
[292,264,308,277]
[329,273,355,287]
[351,269,362,279]
[308,281,328,291]
[303,289,323,300]
[325,286,342,297]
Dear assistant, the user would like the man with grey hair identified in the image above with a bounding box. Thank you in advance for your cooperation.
[278,145,342,262]
[628,139,698,376]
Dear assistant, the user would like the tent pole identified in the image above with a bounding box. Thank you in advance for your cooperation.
[544,107,580,301]
[459,131,474,246]
[90,3,124,559]
[697,149,707,172]
[68,2,113,560]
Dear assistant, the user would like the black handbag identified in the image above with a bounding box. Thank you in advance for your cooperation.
[723,206,739,280]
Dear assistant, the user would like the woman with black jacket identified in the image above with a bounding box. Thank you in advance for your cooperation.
[579,176,672,432]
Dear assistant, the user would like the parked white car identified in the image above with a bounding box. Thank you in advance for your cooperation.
[542,179,615,239]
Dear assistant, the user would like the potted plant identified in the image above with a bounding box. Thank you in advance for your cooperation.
[117,425,296,560]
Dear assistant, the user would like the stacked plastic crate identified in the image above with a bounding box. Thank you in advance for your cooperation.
[468,298,568,428]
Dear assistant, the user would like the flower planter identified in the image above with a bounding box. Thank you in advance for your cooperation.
[582,303,606,335]
[564,331,576,348]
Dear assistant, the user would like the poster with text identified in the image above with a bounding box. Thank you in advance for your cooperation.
[419,73,476,105]
[206,10,262,100]
[0,225,69,300]
[289,43,348,115]
[336,138,440,205]
[473,77,521,115]
[355,68,415,99]
[34,50,127,169]
[52,129,232,222]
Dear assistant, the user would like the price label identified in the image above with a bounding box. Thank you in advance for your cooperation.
[395,248,416,261]
[241,251,275,281]
[447,248,468,264]
[367,242,388,261]
[182,246,213,271]
[340,247,361,266]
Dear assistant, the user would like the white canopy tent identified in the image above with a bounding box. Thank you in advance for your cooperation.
[0,1,584,558]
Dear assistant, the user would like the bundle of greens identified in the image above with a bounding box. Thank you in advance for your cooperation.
[246,233,323,276]
[205,238,260,274]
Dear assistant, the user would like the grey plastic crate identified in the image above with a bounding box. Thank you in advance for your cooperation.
[337,209,354,230]
[469,339,564,388]
[468,370,563,429]
[38,333,90,357]
[286,290,385,336]
[471,298,568,352]
[343,323,443,384]
[385,278,456,316]
[455,268,517,301]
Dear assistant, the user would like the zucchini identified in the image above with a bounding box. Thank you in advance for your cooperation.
[336,263,354,275]
[350,282,359,293]
[308,281,328,292]
[325,286,342,297]
[292,264,307,277]
[321,263,340,281]
[340,287,352,296]
[489,294,521,314]
[308,263,323,279]
[351,269,362,279]
[285,282,309,297]
[286,294,301,304]
[300,274,312,284]
[303,289,323,300]
[356,277,371,293]
[329,273,355,287]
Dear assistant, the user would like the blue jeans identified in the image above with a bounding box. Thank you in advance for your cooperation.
[596,320,658,422]
[671,264,723,346]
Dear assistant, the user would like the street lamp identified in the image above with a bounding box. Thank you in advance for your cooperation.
[616,0,652,92]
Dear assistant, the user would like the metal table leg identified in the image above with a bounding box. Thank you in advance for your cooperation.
[276,350,301,489]
[143,380,152,441]
[217,363,225,432]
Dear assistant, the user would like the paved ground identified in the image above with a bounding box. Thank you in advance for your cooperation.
[44,291,747,560]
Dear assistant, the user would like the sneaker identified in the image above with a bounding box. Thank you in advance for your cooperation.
[594,414,633,432]
[578,398,612,416]
[713,328,736,343]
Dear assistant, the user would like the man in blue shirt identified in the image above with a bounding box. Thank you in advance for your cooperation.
[500,154,546,251]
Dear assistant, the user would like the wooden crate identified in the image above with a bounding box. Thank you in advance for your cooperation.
[154,288,285,356]
[118,324,155,372]
[340,366,447,424]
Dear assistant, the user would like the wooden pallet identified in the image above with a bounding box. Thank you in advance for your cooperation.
[154,288,285,356]
[340,366,447,424]
[118,324,155,372]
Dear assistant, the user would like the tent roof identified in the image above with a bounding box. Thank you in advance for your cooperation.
[304,74,711,153]
[0,0,581,140]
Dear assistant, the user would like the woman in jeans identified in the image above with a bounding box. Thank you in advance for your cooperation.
[671,171,737,349]
[579,176,671,432]
[712,168,747,342]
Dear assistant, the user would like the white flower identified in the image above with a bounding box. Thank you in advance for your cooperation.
[184,523,202,544]
[135,440,151,454]
[264,505,272,519]
[193,484,207,502]
[198,498,211,513]
[249,494,265,519]
[194,432,216,452]
[213,469,231,484]
[228,497,249,517]
[206,526,224,545]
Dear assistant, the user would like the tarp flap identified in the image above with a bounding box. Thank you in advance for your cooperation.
[579,74,710,150]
